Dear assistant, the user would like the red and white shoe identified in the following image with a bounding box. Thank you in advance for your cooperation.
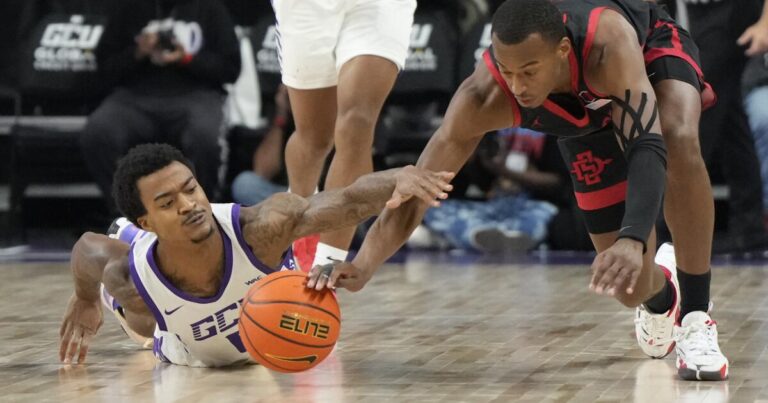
[634,242,680,358]
[675,309,729,381]
[292,234,320,273]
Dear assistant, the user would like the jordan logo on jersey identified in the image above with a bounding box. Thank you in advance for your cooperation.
[570,151,612,185]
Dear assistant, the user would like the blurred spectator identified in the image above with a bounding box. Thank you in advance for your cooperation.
[680,0,768,252]
[231,85,290,206]
[409,128,590,253]
[79,0,240,212]
[743,54,768,223]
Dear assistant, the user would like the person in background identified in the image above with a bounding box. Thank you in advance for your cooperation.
[743,53,768,228]
[231,85,290,206]
[80,0,241,214]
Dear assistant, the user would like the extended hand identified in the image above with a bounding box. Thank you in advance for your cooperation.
[738,21,768,56]
[306,262,372,292]
[59,294,103,364]
[589,238,644,296]
[386,166,455,209]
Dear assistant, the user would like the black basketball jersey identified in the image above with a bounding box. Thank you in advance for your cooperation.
[484,0,652,137]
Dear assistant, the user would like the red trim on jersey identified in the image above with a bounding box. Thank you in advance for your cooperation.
[574,180,627,210]
[542,99,590,127]
[582,7,610,99]
[483,49,521,126]
[644,20,717,109]
[645,21,703,76]
[644,48,703,78]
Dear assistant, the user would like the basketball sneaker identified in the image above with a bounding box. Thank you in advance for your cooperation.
[675,308,729,381]
[634,242,680,358]
[292,233,319,273]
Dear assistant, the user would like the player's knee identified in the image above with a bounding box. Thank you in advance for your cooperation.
[336,107,377,139]
[663,124,705,173]
[291,127,335,152]
[663,123,700,156]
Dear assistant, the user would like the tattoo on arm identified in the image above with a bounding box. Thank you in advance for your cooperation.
[297,188,388,236]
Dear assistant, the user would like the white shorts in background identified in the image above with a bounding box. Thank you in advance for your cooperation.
[271,0,417,89]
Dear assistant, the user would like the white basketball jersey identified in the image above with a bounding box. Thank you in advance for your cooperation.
[128,203,298,367]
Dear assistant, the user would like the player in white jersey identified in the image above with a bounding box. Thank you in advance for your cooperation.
[59,143,453,367]
[272,0,417,271]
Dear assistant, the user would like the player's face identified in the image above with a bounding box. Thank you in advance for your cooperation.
[492,33,571,108]
[136,161,215,244]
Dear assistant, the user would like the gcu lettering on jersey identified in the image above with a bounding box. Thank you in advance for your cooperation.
[34,15,103,73]
[190,300,243,341]
[257,25,281,74]
[130,203,298,366]
[404,24,437,71]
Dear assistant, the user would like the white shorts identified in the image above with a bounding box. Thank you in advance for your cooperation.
[272,0,417,89]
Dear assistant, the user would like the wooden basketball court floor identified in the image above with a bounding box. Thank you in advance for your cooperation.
[1,253,766,402]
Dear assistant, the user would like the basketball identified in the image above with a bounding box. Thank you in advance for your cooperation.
[238,271,341,373]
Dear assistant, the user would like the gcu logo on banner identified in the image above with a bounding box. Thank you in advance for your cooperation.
[34,15,103,72]
[405,24,437,71]
[257,25,281,73]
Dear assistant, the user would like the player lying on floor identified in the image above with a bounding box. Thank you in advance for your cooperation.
[59,143,453,367]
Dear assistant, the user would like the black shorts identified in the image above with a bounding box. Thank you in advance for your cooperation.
[558,128,627,235]
[644,5,716,108]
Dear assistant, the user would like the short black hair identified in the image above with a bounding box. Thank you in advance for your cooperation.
[492,0,565,45]
[112,143,196,225]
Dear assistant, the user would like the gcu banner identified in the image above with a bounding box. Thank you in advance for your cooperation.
[33,15,104,73]
[21,13,107,99]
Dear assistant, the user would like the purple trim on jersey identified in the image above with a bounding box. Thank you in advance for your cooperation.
[101,286,121,312]
[119,223,140,244]
[154,335,171,363]
[282,247,297,271]
[128,246,168,331]
[230,204,279,274]
[145,221,234,304]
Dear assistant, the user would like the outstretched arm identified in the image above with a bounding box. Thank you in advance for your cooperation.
[584,11,668,295]
[59,233,151,364]
[240,166,454,266]
[308,65,517,291]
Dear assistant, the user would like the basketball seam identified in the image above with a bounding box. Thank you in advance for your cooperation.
[239,321,296,372]
[242,308,337,349]
[249,273,308,294]
[244,300,341,323]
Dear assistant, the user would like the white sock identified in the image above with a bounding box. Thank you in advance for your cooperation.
[287,186,319,195]
[312,242,348,267]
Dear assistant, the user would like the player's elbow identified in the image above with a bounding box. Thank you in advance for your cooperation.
[74,232,107,259]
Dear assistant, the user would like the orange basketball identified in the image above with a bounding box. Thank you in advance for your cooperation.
[238,270,341,373]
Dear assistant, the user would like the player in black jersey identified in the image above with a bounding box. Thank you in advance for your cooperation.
[308,0,729,381]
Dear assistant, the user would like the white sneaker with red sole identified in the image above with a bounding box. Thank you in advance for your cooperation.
[634,242,680,358]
